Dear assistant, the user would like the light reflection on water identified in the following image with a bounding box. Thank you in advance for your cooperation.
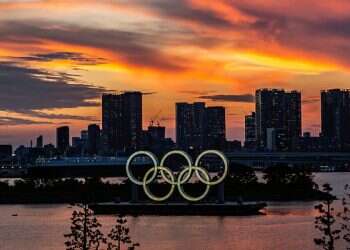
[0,172,348,250]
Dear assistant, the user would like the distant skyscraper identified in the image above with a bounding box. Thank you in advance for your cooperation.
[284,90,302,144]
[56,126,69,154]
[102,92,142,153]
[176,102,226,150]
[255,89,301,150]
[206,106,226,149]
[81,130,88,141]
[88,124,100,155]
[72,137,83,148]
[321,89,350,151]
[147,125,165,144]
[266,128,289,152]
[36,135,43,148]
[244,112,256,149]
[176,102,206,150]
[0,145,12,159]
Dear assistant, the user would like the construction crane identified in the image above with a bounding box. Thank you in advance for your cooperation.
[149,109,162,127]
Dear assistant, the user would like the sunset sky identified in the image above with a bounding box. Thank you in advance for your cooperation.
[1,0,350,147]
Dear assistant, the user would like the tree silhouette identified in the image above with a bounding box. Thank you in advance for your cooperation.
[314,183,340,250]
[64,203,106,250]
[228,165,258,186]
[338,184,350,249]
[107,214,140,250]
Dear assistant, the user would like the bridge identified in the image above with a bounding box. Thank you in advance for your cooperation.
[225,152,350,169]
[0,152,349,178]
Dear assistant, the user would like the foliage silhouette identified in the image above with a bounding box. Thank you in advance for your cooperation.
[338,184,350,249]
[107,214,140,250]
[64,203,106,250]
[314,184,340,250]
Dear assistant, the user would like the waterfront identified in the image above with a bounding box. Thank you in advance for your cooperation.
[0,172,348,250]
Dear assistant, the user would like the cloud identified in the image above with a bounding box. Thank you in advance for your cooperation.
[128,0,235,29]
[0,116,52,126]
[0,21,187,71]
[22,110,99,121]
[12,52,106,65]
[229,0,350,66]
[142,91,157,95]
[302,96,320,104]
[0,62,104,116]
[180,90,217,95]
[198,94,255,103]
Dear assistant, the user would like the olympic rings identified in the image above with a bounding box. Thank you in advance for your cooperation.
[125,150,229,202]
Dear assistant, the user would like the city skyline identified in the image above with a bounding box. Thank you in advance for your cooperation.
[4,88,350,152]
[3,1,350,146]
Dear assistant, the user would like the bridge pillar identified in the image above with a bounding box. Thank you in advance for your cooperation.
[217,182,225,203]
[131,183,139,203]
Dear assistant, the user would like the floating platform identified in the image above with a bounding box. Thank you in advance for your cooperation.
[90,202,267,216]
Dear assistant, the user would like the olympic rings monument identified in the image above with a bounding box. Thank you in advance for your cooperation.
[90,150,266,216]
[126,150,228,202]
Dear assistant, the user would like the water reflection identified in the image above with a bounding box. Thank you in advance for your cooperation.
[0,172,348,250]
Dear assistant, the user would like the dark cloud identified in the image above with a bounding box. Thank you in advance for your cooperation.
[231,1,350,66]
[159,116,174,122]
[0,117,52,126]
[180,90,217,95]
[310,124,321,128]
[22,110,99,121]
[12,52,106,65]
[227,113,240,116]
[142,91,157,95]
[0,21,186,71]
[302,97,320,104]
[198,94,255,103]
[0,62,104,117]
[130,0,235,29]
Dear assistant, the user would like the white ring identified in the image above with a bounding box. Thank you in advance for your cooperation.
[126,151,158,185]
[125,150,229,202]
[177,166,210,202]
[194,150,228,186]
[143,166,175,202]
[159,150,193,184]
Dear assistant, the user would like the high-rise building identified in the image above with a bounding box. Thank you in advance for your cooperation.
[321,89,350,151]
[81,130,88,141]
[255,89,301,150]
[56,126,69,154]
[206,106,226,149]
[36,135,43,148]
[88,124,100,155]
[176,102,226,150]
[266,128,289,152]
[102,92,142,153]
[244,112,256,149]
[0,145,12,159]
[176,102,207,150]
[72,137,83,148]
[148,125,165,144]
[285,91,302,143]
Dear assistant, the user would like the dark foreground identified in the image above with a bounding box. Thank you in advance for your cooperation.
[90,202,267,216]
